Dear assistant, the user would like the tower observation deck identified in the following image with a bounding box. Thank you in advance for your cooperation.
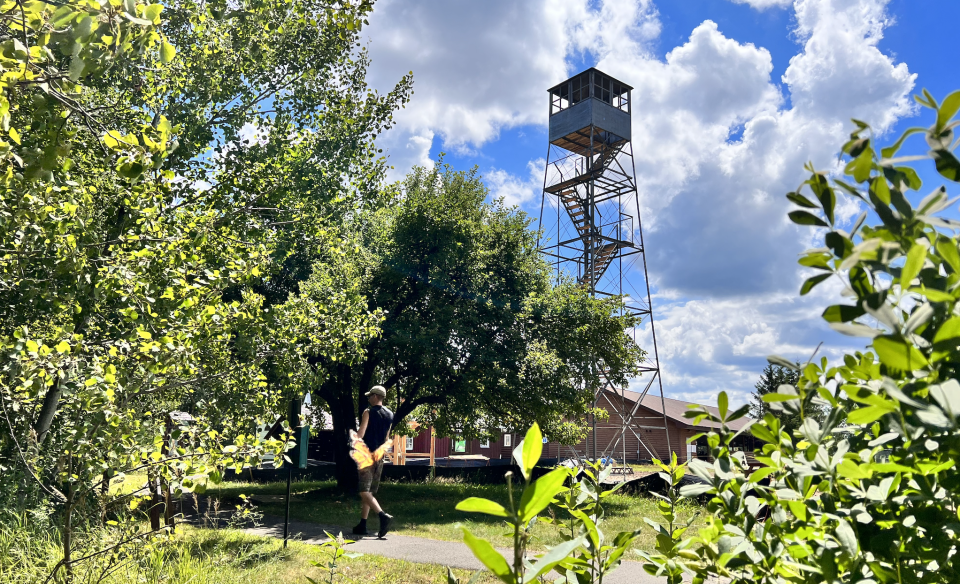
[538,68,671,463]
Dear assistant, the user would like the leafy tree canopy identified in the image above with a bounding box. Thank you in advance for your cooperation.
[314,160,646,488]
[0,0,409,577]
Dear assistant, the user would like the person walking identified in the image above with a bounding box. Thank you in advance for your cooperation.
[353,385,394,538]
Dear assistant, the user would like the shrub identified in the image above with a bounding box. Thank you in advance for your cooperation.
[649,89,960,583]
[459,89,960,584]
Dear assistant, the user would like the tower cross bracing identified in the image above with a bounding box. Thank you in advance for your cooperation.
[538,68,671,464]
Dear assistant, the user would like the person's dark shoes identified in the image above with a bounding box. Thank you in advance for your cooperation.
[377,511,393,539]
[352,519,369,536]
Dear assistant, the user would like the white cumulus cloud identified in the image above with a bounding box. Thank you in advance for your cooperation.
[486,159,546,208]
[363,0,915,405]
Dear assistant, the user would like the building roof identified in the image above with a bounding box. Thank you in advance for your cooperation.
[547,67,634,94]
[606,388,753,432]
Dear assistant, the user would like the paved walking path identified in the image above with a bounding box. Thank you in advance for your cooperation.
[242,514,709,584]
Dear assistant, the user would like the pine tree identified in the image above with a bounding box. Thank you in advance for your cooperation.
[750,364,802,433]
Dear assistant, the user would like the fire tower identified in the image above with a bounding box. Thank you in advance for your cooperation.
[538,68,671,463]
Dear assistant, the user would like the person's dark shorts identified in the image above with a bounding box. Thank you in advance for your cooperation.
[358,459,384,494]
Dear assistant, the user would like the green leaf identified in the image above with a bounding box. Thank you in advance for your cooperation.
[837,459,872,479]
[835,520,858,557]
[813,182,836,225]
[929,380,960,419]
[870,177,891,205]
[521,536,585,583]
[762,393,799,403]
[748,467,776,483]
[799,252,833,270]
[73,15,94,39]
[848,405,894,426]
[8,127,20,145]
[103,131,120,149]
[461,529,512,583]
[788,210,829,227]
[936,238,960,274]
[766,355,798,370]
[519,423,543,481]
[850,149,874,183]
[822,304,866,323]
[750,424,776,444]
[825,231,853,259]
[52,6,77,27]
[933,150,960,182]
[144,3,164,24]
[800,273,831,296]
[880,127,924,159]
[901,243,927,287]
[934,317,960,347]
[69,55,85,82]
[897,166,923,191]
[786,192,818,208]
[160,40,176,64]
[717,391,728,418]
[910,286,954,303]
[937,90,960,130]
[456,497,510,518]
[679,483,713,497]
[873,335,929,370]
[518,467,568,523]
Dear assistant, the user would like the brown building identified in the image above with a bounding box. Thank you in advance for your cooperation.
[311,392,755,466]
[399,391,754,465]
[552,389,756,463]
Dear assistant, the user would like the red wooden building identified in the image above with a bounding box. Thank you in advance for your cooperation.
[395,391,754,465]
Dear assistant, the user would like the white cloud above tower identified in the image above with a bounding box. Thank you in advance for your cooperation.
[362,0,918,406]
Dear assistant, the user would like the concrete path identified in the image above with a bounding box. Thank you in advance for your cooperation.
[243,514,710,584]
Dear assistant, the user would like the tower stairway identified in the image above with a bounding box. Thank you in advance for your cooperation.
[544,143,625,195]
[559,191,626,285]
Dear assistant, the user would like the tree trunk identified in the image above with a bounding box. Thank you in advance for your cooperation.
[34,377,63,446]
[62,484,74,583]
[327,365,359,492]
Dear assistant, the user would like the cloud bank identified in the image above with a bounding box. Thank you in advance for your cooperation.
[364,0,916,406]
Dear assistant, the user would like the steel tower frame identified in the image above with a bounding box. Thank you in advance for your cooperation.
[538,68,671,464]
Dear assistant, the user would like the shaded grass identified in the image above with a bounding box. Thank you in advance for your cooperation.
[209,477,705,552]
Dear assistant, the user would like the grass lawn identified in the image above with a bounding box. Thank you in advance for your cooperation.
[2,523,495,584]
[202,476,705,553]
[135,527,498,584]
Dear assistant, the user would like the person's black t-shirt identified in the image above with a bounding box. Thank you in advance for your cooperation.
[363,405,394,451]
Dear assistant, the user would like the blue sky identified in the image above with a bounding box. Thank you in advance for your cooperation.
[360,0,960,407]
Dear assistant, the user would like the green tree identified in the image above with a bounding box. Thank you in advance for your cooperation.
[749,363,801,433]
[641,90,960,584]
[312,161,646,489]
[0,0,409,579]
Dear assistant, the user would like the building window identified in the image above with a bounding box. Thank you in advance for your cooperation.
[571,72,590,105]
[503,433,512,447]
[405,436,414,452]
[480,439,490,448]
[454,437,466,453]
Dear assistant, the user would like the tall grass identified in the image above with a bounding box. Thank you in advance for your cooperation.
[0,517,493,584]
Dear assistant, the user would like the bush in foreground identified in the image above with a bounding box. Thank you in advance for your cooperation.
[457,90,960,584]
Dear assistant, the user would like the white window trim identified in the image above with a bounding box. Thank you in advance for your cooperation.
[503,433,512,447]
[480,439,490,448]
[405,436,414,452]
[454,437,466,453]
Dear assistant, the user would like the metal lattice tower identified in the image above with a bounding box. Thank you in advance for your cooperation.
[538,68,671,463]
